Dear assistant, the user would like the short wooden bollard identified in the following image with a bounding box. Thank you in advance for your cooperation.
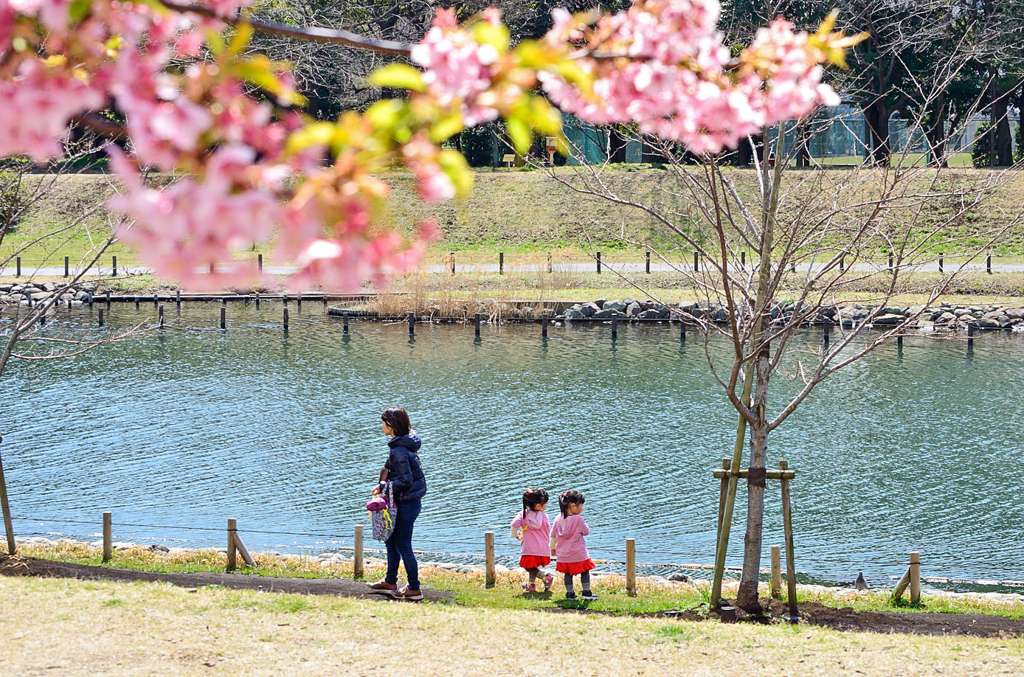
[484,531,496,585]
[103,511,112,562]
[106,290,111,307]
[938,253,944,273]
[626,538,636,595]
[611,318,618,341]
[986,254,992,275]
[176,290,181,309]
[541,315,548,339]
[741,251,746,267]
[227,518,237,570]
[64,256,69,277]
[693,251,699,272]
[596,251,601,274]
[680,321,686,343]
[283,308,289,330]
[474,312,481,338]
[645,250,651,274]
[98,309,104,327]
[897,334,903,351]
[283,293,289,306]
[158,304,164,328]
[408,312,415,336]
[297,293,302,309]
[153,294,158,307]
[967,322,975,347]
[499,252,504,275]
[888,254,893,271]
[909,551,921,604]
[823,322,830,349]
[770,545,782,599]
[450,252,456,275]
[112,255,117,276]
[220,307,226,329]
[254,292,259,308]
[16,256,21,277]
[354,525,364,579]
[547,252,552,274]
[257,253,263,273]
[780,460,798,618]
[134,296,140,309]
[342,311,349,334]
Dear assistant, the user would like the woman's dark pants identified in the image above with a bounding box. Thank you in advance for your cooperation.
[385,498,422,590]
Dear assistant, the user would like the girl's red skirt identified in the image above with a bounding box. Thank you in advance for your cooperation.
[556,558,595,575]
[519,555,551,569]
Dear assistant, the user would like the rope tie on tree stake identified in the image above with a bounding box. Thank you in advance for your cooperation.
[747,466,767,488]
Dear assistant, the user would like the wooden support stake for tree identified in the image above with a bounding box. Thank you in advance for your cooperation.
[354,525,364,579]
[227,518,237,570]
[0,438,16,555]
[890,566,911,604]
[780,460,798,619]
[103,511,112,562]
[909,551,921,604]
[715,458,731,544]
[484,531,496,585]
[770,545,782,599]
[234,531,255,567]
[626,538,636,595]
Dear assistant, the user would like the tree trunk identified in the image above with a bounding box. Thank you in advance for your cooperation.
[863,101,892,167]
[608,126,629,164]
[736,342,772,609]
[925,96,948,168]
[991,84,1014,167]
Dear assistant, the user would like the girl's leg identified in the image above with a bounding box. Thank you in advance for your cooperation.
[526,567,539,585]
[580,570,591,593]
[392,500,422,589]
[563,573,575,594]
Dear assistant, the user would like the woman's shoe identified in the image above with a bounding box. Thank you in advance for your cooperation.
[392,586,423,601]
[367,579,397,591]
[543,574,554,592]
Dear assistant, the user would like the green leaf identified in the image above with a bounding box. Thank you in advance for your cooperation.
[368,64,426,93]
[507,116,532,155]
[286,122,337,154]
[436,149,473,197]
[429,111,465,144]
[68,0,91,24]
[365,99,405,129]
[228,22,254,57]
[525,96,561,136]
[472,21,510,53]
[235,56,305,106]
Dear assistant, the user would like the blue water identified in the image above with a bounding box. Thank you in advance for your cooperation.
[3,302,1022,588]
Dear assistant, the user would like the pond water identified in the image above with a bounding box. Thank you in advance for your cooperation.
[3,302,1022,589]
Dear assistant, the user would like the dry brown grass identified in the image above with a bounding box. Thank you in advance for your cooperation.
[2,575,1022,677]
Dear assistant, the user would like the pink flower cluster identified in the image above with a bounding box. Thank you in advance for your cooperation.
[540,0,840,153]
[410,8,503,127]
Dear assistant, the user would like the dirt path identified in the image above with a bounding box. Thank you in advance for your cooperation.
[3,556,1022,638]
[0,556,451,602]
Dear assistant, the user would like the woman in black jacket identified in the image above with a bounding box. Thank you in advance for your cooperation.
[369,406,427,600]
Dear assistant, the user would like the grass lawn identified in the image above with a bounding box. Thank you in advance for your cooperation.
[2,573,1022,676]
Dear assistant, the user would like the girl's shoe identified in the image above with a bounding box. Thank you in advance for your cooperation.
[581,590,599,601]
[543,574,554,592]
[522,582,537,592]
[565,591,577,600]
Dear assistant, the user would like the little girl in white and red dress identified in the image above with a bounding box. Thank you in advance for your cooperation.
[550,489,597,600]
[511,488,554,593]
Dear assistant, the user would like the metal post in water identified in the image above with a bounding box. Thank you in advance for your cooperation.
[98,308,104,327]
[283,307,289,330]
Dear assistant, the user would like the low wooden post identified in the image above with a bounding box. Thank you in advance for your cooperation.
[297,293,302,309]
[221,297,227,307]
[626,538,636,595]
[645,250,651,274]
[780,460,798,618]
[220,307,226,330]
[741,251,746,267]
[283,307,289,330]
[105,290,111,307]
[343,311,349,334]
[499,252,504,275]
[693,251,699,272]
[450,252,456,275]
[153,294,158,307]
[98,309,104,327]
[88,295,93,309]
[680,320,686,343]
[715,458,731,543]
[0,438,16,555]
[254,292,259,308]
[227,518,237,570]
[596,251,601,274]
[541,315,548,339]
[611,318,618,341]
[909,551,921,604]
[897,334,903,351]
[283,293,289,306]
[134,296,140,309]
[64,256,69,277]
[967,322,975,348]
[176,290,181,309]
[354,525,364,579]
[986,253,992,275]
[938,253,944,274]
[408,312,415,336]
[770,545,782,599]
[112,255,117,276]
[103,511,112,562]
[888,253,893,272]
[484,531,496,585]
[158,304,164,328]
[474,313,481,338]
[258,253,263,273]
[823,321,831,349]
[15,256,20,277]
[547,252,552,274]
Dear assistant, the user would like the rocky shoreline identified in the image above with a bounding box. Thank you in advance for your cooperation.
[14,536,1024,606]
[559,297,1024,331]
[0,281,97,306]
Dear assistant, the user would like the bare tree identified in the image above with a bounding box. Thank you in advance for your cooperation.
[541,89,1019,609]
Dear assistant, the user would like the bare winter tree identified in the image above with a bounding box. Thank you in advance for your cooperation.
[0,141,149,554]
[541,85,1019,610]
